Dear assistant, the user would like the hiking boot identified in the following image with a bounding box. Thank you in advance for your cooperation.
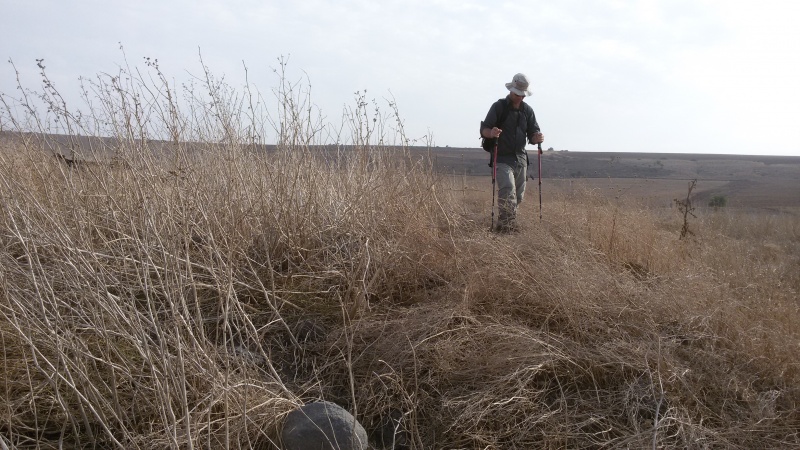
[495,221,520,233]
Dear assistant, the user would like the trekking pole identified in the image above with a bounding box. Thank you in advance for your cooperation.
[490,138,499,231]
[537,142,543,221]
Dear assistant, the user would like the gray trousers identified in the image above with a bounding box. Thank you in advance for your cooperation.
[496,162,526,227]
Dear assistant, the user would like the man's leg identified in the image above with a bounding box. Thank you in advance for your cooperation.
[495,163,517,231]
[516,163,527,206]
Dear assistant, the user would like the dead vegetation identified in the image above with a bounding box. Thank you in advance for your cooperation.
[1,58,799,449]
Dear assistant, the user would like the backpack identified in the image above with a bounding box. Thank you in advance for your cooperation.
[480,98,512,152]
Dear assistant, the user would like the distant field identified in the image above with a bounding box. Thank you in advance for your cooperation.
[2,132,797,209]
[450,175,800,212]
[427,147,800,210]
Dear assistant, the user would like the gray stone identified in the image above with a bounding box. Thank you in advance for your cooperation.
[281,401,368,450]
[370,408,409,449]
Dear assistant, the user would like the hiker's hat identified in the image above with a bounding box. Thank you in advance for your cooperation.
[505,73,532,97]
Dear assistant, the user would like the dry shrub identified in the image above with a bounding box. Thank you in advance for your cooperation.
[1,58,799,449]
[312,188,799,448]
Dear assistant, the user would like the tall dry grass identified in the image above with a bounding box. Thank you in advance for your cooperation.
[1,58,799,449]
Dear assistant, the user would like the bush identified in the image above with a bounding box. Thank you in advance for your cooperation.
[709,194,727,208]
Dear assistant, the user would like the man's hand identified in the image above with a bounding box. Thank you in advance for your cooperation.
[482,127,502,139]
[530,132,544,144]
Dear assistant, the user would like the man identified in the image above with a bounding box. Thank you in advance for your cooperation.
[480,73,544,232]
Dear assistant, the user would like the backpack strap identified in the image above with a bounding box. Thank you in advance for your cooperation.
[494,98,510,130]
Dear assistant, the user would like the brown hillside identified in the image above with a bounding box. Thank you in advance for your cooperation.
[423,147,800,209]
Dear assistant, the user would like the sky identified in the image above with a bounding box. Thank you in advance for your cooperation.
[1,0,799,156]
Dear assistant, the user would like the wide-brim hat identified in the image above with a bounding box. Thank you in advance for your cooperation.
[505,73,532,96]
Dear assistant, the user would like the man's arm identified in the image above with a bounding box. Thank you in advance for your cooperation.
[526,107,544,145]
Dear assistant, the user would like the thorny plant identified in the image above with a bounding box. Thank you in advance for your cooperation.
[674,179,697,239]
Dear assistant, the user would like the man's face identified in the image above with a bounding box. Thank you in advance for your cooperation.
[510,92,525,107]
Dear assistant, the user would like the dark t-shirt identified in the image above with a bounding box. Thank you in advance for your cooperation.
[482,96,540,167]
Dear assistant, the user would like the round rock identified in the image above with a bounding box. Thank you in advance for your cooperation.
[281,401,368,450]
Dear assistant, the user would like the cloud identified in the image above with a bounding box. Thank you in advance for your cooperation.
[1,0,798,154]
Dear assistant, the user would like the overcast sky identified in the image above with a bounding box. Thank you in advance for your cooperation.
[2,0,799,156]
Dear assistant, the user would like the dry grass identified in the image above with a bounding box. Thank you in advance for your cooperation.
[1,59,799,449]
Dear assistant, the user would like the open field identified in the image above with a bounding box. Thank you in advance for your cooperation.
[1,135,798,448]
[424,147,800,210]
[2,64,799,448]
[8,130,798,210]
[450,175,800,214]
